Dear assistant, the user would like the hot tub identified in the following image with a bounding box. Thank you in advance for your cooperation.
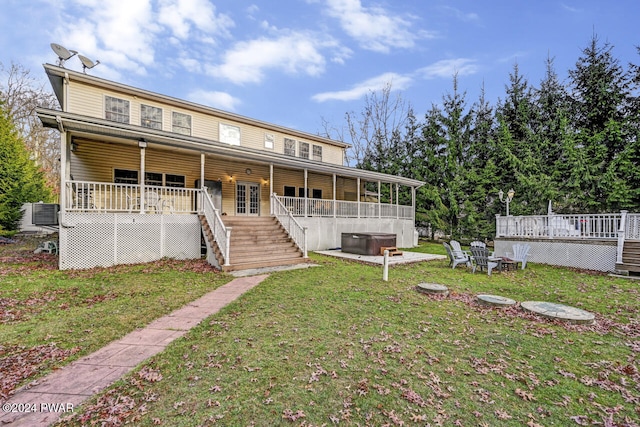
[341,232,397,255]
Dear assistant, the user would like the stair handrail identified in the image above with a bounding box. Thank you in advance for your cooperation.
[202,187,231,266]
[617,210,628,265]
[271,193,308,258]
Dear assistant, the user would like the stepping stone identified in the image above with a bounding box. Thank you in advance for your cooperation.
[521,301,595,325]
[416,283,449,296]
[477,294,516,307]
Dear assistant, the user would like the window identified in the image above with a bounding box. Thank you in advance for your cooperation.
[298,187,309,198]
[283,186,296,197]
[313,145,323,162]
[144,172,163,187]
[220,123,241,146]
[312,189,322,199]
[141,105,162,130]
[105,96,130,124]
[299,142,309,159]
[172,112,192,135]
[114,169,138,184]
[165,174,186,188]
[264,133,274,149]
[284,138,296,156]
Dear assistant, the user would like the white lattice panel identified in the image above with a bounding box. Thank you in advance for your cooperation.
[59,213,201,270]
[495,239,617,272]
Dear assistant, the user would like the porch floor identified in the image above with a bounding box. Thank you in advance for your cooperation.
[316,249,446,266]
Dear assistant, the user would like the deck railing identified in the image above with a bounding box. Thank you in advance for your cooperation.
[276,195,414,219]
[272,194,308,258]
[202,187,230,266]
[65,180,200,214]
[496,213,623,239]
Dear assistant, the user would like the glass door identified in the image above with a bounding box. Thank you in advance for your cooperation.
[236,182,260,215]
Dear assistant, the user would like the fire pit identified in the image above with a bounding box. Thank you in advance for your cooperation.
[341,232,397,256]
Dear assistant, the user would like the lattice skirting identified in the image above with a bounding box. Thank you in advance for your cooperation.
[495,238,617,272]
[59,213,201,270]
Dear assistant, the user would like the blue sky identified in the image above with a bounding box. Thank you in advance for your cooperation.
[1,0,638,139]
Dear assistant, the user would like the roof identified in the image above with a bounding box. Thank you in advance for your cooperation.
[37,108,425,188]
[43,63,349,149]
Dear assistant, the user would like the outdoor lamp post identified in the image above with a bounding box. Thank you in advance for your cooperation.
[498,188,515,216]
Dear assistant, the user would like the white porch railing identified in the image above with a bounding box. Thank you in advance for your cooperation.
[272,193,308,258]
[276,195,414,219]
[65,180,200,214]
[202,187,231,267]
[496,213,623,239]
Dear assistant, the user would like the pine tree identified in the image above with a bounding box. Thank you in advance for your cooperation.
[0,102,52,231]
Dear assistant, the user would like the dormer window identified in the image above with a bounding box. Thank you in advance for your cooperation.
[141,105,162,130]
[172,112,191,136]
[284,138,296,156]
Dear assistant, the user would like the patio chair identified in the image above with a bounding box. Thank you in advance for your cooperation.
[443,242,471,269]
[471,240,494,257]
[470,246,499,275]
[506,243,531,270]
[144,191,161,212]
[450,240,471,259]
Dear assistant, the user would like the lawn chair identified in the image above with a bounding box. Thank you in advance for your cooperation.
[450,240,471,259]
[443,242,471,269]
[471,240,494,257]
[506,243,531,269]
[470,246,499,275]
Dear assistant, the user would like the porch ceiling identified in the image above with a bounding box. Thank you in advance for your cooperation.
[38,108,425,188]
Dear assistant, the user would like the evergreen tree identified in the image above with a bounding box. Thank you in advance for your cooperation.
[0,102,52,231]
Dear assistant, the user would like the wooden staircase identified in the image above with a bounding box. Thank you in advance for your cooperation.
[617,240,640,274]
[200,215,307,271]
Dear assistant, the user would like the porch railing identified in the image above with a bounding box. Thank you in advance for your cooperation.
[65,180,200,214]
[271,193,308,258]
[496,213,623,239]
[202,187,230,267]
[276,195,414,219]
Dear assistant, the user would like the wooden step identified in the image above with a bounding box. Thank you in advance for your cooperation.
[223,257,308,272]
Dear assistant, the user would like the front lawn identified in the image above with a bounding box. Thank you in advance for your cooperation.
[39,242,639,426]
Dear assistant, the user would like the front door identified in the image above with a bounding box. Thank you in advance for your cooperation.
[236,182,260,215]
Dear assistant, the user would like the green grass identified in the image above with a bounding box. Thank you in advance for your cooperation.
[2,238,639,426]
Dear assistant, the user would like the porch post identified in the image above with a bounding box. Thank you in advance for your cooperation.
[411,186,416,220]
[617,210,628,264]
[332,173,336,218]
[304,168,308,217]
[200,153,205,212]
[396,183,399,219]
[357,178,361,218]
[270,164,274,215]
[377,180,381,219]
[139,139,147,214]
[389,183,393,217]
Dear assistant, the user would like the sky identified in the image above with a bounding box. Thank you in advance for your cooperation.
[1,0,639,141]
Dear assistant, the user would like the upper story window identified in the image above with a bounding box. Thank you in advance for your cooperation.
[141,105,162,130]
[105,96,130,124]
[264,133,274,149]
[313,145,323,162]
[172,112,192,136]
[299,142,309,159]
[284,138,296,156]
[220,123,241,146]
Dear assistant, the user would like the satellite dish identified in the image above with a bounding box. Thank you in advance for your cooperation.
[50,43,77,67]
[78,54,100,73]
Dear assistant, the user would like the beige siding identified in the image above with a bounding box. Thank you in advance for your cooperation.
[67,80,346,166]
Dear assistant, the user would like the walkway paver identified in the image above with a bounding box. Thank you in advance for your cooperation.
[0,274,269,427]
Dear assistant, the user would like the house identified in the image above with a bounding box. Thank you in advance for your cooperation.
[37,63,424,271]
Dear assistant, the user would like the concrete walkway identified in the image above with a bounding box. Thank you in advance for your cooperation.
[0,274,269,427]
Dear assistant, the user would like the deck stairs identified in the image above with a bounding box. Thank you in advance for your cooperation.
[199,215,307,272]
[617,240,640,274]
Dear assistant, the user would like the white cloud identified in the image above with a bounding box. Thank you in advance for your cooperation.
[208,32,344,85]
[324,0,433,53]
[157,0,234,40]
[418,58,478,79]
[188,89,241,111]
[440,6,480,22]
[312,72,413,102]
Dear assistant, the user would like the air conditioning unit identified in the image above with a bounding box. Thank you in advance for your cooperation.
[32,203,60,225]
